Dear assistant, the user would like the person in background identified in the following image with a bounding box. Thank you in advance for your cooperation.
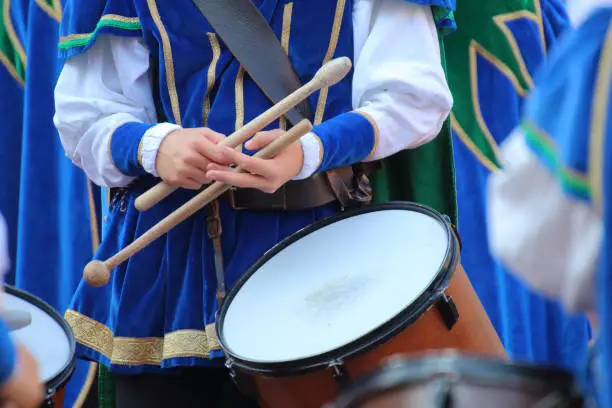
[0,215,43,408]
[55,0,454,406]
[445,0,592,370]
[487,0,612,404]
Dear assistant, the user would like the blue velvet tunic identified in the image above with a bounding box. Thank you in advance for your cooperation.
[518,7,611,405]
[450,0,593,372]
[59,0,455,373]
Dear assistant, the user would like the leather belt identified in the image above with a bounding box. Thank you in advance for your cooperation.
[220,163,380,211]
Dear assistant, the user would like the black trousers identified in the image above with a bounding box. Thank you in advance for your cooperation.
[114,367,260,408]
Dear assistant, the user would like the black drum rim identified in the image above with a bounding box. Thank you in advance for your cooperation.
[330,352,583,408]
[4,285,77,397]
[217,201,461,377]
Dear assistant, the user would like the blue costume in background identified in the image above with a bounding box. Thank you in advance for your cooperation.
[0,319,15,387]
[2,1,102,405]
[517,6,612,405]
[448,0,592,369]
[0,0,25,286]
[59,0,453,375]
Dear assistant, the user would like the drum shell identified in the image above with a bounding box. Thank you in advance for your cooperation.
[346,380,584,408]
[331,353,584,408]
[251,263,506,408]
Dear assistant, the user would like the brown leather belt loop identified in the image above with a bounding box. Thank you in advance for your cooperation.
[206,200,226,305]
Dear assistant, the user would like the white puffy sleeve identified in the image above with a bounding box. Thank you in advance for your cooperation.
[295,0,453,179]
[487,129,602,313]
[54,35,180,188]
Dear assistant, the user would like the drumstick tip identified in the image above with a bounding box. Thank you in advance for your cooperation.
[313,57,352,88]
[84,260,111,287]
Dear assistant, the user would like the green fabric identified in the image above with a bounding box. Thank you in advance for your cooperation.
[371,38,457,224]
[98,365,116,408]
[0,0,25,84]
[58,17,142,51]
[522,120,591,198]
[443,1,544,170]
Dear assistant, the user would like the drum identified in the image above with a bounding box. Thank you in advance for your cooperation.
[330,352,585,408]
[217,202,506,408]
[3,285,76,407]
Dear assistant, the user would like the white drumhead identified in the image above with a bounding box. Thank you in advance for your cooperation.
[5,293,72,383]
[222,208,450,364]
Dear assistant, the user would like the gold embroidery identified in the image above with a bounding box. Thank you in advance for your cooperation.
[456,8,546,170]
[164,329,217,359]
[86,180,100,253]
[0,49,22,86]
[34,0,62,23]
[281,3,293,54]
[588,23,612,215]
[278,2,294,131]
[310,131,325,171]
[59,15,141,43]
[112,337,163,365]
[106,121,129,173]
[3,0,26,68]
[205,324,220,350]
[451,112,500,172]
[66,310,221,366]
[66,310,114,357]
[202,33,221,126]
[468,40,514,167]
[493,11,537,89]
[73,362,98,408]
[137,138,144,166]
[235,67,245,150]
[355,110,380,159]
[534,0,546,54]
[314,0,346,125]
[146,0,182,125]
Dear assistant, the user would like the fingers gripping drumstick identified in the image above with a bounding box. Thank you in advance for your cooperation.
[84,119,314,287]
[134,57,352,212]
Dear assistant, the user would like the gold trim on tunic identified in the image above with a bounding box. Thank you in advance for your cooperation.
[65,310,221,366]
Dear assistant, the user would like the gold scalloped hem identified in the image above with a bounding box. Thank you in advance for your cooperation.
[65,310,222,366]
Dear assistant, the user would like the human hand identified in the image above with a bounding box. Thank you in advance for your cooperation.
[205,129,304,194]
[155,128,228,189]
[0,345,44,408]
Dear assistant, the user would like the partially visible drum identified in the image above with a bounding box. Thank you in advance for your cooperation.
[217,202,506,408]
[4,285,76,407]
[330,352,585,408]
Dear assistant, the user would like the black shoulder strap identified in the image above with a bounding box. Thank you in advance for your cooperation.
[191,0,311,126]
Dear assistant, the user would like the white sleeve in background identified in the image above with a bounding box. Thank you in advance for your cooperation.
[296,0,453,178]
[54,35,180,188]
[487,129,602,313]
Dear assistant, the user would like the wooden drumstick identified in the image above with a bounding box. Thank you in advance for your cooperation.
[84,119,313,287]
[134,57,352,212]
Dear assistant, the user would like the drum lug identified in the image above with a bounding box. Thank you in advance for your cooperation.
[225,359,258,397]
[432,379,454,408]
[329,360,351,389]
[443,215,462,252]
[436,293,459,330]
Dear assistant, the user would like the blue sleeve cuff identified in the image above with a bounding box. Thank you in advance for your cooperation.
[0,319,16,386]
[312,112,377,174]
[109,122,155,177]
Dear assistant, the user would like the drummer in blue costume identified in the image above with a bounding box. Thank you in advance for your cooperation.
[0,215,43,408]
[487,0,612,405]
[55,0,455,406]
